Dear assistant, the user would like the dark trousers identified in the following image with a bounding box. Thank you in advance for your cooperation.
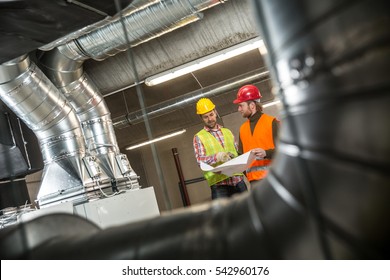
[210,180,248,200]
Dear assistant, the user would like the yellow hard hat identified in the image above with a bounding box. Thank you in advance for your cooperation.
[196,98,215,115]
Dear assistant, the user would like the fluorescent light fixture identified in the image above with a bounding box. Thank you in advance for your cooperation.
[263,100,281,108]
[145,38,266,86]
[126,129,186,150]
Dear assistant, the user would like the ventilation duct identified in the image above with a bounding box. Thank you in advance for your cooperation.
[41,0,226,63]
[1,0,388,259]
[0,55,89,207]
[37,49,128,180]
[37,0,160,52]
[37,0,226,189]
[80,0,225,59]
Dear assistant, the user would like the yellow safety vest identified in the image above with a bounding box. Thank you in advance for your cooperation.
[196,128,242,186]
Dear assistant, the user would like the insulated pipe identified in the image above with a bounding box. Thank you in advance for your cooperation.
[38,0,160,52]
[50,0,226,62]
[1,0,389,259]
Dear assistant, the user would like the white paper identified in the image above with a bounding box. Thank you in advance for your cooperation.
[200,151,255,177]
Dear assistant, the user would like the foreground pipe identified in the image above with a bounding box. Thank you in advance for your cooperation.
[1,0,389,259]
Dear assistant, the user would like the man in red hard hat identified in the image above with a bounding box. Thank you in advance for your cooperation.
[193,97,247,200]
[233,84,280,188]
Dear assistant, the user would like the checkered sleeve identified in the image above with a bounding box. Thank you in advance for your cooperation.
[193,134,217,166]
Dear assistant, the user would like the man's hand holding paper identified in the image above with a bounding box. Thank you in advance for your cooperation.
[200,151,256,177]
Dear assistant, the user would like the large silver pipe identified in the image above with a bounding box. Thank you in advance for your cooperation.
[63,73,124,178]
[55,0,226,62]
[38,0,160,52]
[38,0,227,180]
[0,55,88,207]
[38,48,129,179]
[62,74,116,154]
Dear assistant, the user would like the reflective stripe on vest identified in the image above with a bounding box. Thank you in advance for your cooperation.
[196,128,242,186]
[240,113,275,181]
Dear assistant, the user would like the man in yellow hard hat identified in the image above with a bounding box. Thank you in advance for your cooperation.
[193,97,247,200]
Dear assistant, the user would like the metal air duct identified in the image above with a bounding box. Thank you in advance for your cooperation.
[54,0,226,62]
[37,49,129,180]
[0,55,90,207]
[38,0,226,185]
[37,0,160,52]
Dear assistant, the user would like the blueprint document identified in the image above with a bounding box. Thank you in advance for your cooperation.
[200,151,256,177]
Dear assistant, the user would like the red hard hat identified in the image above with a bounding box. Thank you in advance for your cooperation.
[233,85,262,104]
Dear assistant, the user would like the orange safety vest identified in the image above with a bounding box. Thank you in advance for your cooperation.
[239,113,275,181]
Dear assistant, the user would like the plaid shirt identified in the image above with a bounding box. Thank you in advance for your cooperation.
[193,124,243,186]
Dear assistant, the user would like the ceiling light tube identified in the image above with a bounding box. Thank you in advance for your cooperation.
[126,129,186,150]
[263,100,281,108]
[145,38,265,86]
